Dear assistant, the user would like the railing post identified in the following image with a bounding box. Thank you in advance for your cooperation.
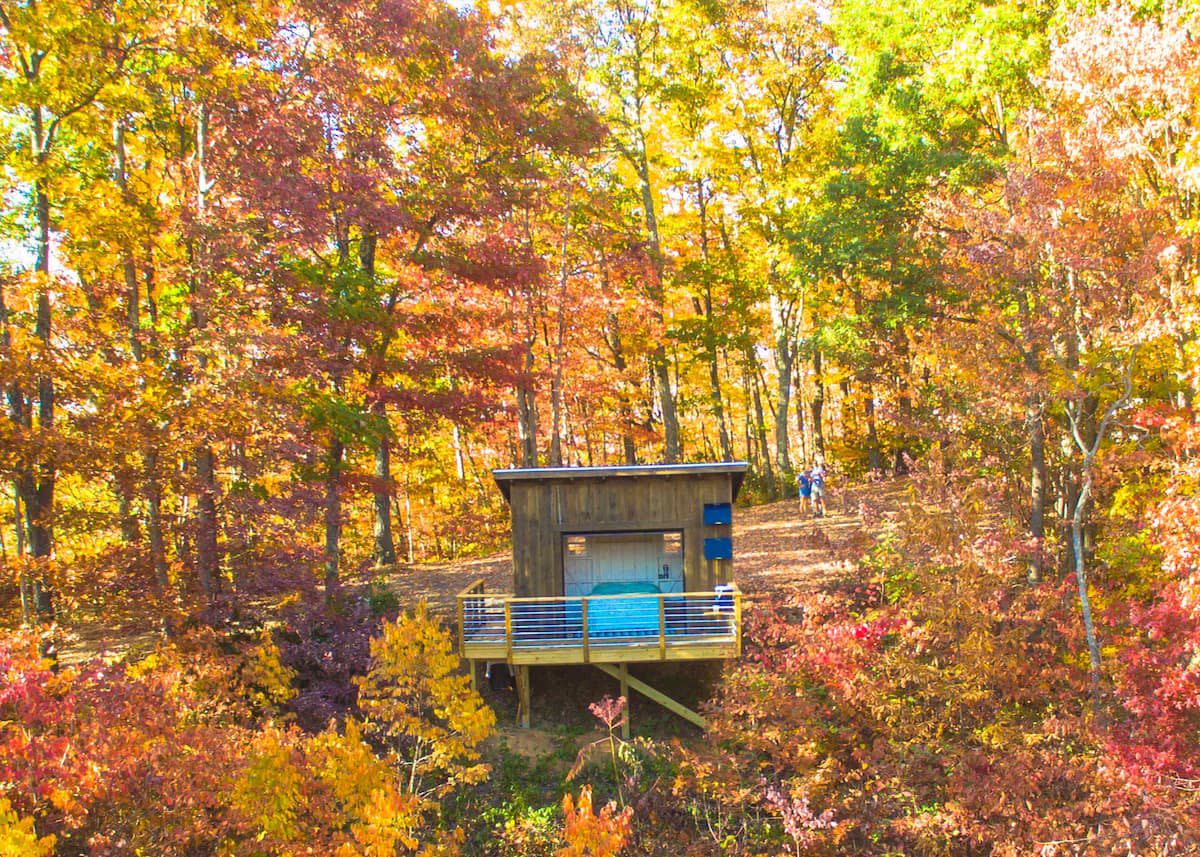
[504,600,513,664]
[581,598,590,663]
[734,588,743,656]
[658,596,666,660]
[457,595,465,654]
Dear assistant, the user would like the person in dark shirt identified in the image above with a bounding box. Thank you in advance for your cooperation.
[797,471,813,516]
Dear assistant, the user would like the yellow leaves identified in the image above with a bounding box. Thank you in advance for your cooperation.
[0,798,55,857]
[355,603,496,798]
[231,726,305,845]
[312,716,424,853]
[240,630,298,712]
[349,787,421,855]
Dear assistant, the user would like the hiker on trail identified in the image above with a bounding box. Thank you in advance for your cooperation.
[797,470,813,514]
[809,461,827,517]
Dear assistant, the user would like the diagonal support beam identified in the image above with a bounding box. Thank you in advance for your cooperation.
[594,663,707,730]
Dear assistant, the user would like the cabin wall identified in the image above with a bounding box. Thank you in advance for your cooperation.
[507,474,735,597]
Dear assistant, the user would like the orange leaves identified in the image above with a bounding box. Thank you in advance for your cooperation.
[558,786,633,857]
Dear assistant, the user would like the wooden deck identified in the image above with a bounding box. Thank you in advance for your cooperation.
[456,579,742,666]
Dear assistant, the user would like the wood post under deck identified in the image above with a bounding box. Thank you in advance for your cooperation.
[515,665,531,729]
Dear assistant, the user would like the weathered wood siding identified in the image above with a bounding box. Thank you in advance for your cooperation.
[508,473,735,597]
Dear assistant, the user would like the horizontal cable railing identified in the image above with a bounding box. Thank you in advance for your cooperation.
[457,582,741,659]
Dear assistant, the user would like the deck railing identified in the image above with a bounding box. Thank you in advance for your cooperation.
[457,581,742,665]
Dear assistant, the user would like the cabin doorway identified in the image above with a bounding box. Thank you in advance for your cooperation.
[563,531,684,597]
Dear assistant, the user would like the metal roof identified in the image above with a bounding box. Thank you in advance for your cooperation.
[492,461,748,502]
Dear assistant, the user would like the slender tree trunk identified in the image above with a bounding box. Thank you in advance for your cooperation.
[190,105,220,598]
[746,346,775,493]
[1071,476,1102,714]
[1026,385,1047,585]
[324,436,344,601]
[864,378,882,473]
[840,379,856,441]
[770,288,796,487]
[194,448,219,597]
[549,371,565,466]
[14,483,31,626]
[603,308,638,465]
[633,130,680,462]
[373,412,396,566]
[403,492,415,564]
[118,483,139,542]
[146,450,169,590]
[694,181,732,461]
[452,423,466,480]
[810,348,826,463]
[796,362,810,466]
[893,333,912,475]
[24,153,56,618]
[549,171,575,467]
[517,343,539,468]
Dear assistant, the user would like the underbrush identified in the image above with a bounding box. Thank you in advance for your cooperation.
[4,462,1198,855]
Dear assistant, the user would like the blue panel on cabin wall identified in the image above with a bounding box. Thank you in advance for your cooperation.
[703,502,732,526]
[704,537,733,560]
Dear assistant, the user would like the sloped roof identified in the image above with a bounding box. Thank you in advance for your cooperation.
[492,461,748,502]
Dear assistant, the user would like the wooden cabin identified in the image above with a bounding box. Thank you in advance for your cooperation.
[457,462,748,731]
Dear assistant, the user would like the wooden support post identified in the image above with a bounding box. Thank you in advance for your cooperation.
[618,663,631,741]
[469,660,477,693]
[504,600,513,664]
[658,597,666,660]
[516,665,531,729]
[457,595,465,654]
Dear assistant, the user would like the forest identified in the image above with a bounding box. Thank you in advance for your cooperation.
[1,0,1198,853]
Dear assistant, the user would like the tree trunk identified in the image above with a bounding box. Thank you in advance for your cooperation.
[194,447,219,598]
[1026,386,1047,585]
[893,333,912,475]
[747,346,775,493]
[118,482,139,542]
[709,352,732,461]
[1072,471,1103,715]
[694,181,732,461]
[633,130,679,463]
[373,416,396,566]
[324,437,344,600]
[810,348,826,463]
[146,450,169,590]
[795,362,810,466]
[190,105,221,599]
[517,353,539,468]
[603,310,638,465]
[864,378,882,473]
[14,483,31,626]
[770,289,796,487]
[20,164,56,620]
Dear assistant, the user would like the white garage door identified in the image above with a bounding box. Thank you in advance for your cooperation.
[563,532,684,597]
